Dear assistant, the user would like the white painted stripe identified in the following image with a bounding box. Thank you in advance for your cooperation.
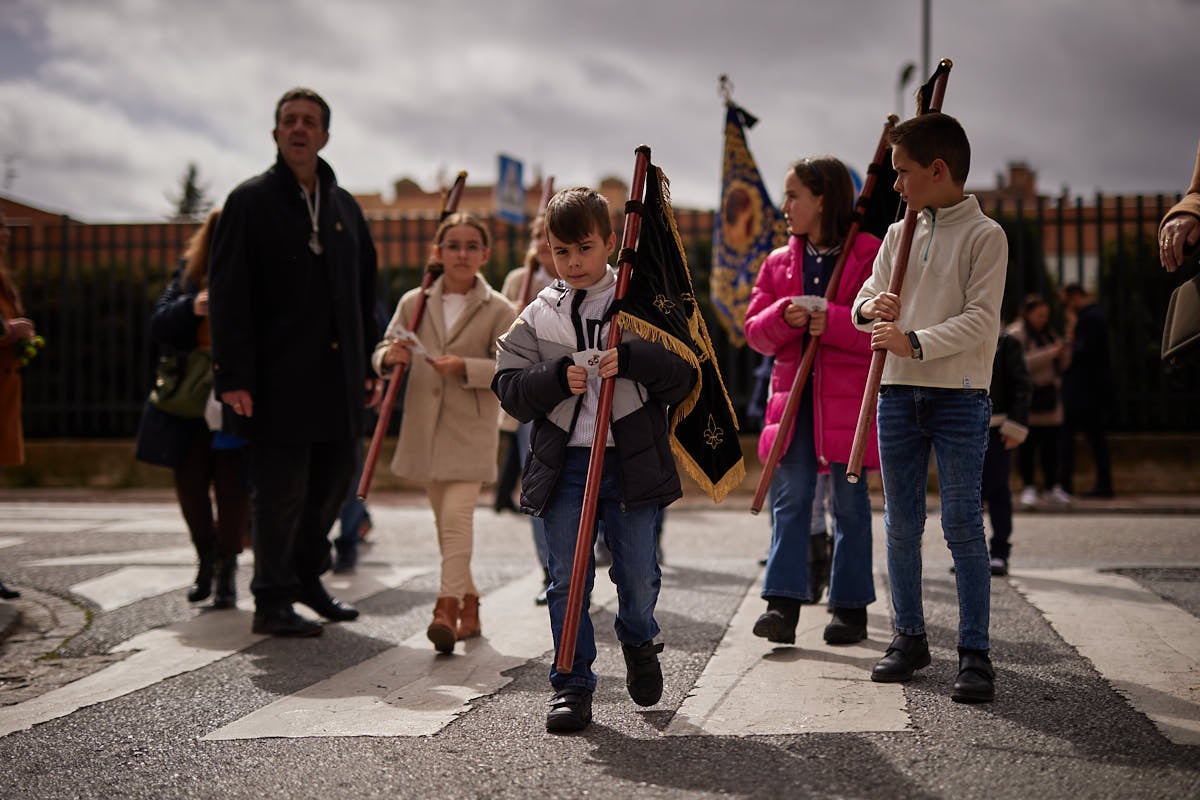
[72,566,198,610]
[0,565,428,738]
[27,547,208,567]
[204,569,621,740]
[665,572,909,736]
[1010,567,1200,746]
[0,537,24,549]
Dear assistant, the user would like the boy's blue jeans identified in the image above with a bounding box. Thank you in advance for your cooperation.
[764,391,875,607]
[876,385,992,651]
[543,447,661,692]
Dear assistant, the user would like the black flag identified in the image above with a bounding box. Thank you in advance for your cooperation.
[618,163,745,503]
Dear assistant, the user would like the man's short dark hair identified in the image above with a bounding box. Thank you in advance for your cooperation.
[888,112,970,185]
[275,87,331,131]
[545,187,612,244]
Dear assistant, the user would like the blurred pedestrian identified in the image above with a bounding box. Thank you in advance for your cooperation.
[1059,283,1114,499]
[981,329,1032,576]
[136,210,250,609]
[1007,294,1071,507]
[209,87,380,637]
[0,207,35,601]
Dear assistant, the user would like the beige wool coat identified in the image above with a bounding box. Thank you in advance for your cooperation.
[372,274,516,484]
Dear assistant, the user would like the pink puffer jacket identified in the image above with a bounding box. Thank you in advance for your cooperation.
[744,234,881,471]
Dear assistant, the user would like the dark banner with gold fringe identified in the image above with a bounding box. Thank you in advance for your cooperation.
[619,163,745,503]
[711,101,788,347]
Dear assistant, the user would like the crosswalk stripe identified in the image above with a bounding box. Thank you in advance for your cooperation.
[72,566,198,611]
[26,547,199,567]
[0,565,427,739]
[0,537,23,549]
[1010,567,1200,746]
[666,572,909,736]
[204,569,621,740]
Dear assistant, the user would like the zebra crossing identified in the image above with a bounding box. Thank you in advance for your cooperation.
[0,501,1197,749]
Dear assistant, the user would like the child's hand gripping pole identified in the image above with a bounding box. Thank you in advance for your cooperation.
[357,171,467,501]
[750,116,898,514]
[847,60,953,483]
[555,146,652,675]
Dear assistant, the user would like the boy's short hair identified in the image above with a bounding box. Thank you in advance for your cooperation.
[889,112,970,186]
[545,187,612,244]
[275,87,331,131]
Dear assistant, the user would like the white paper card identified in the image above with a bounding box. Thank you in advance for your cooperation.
[790,295,828,313]
[572,348,605,378]
[391,327,428,358]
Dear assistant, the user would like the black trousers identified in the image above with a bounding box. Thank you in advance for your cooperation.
[981,428,1014,560]
[173,427,250,561]
[248,438,357,610]
[1059,407,1113,495]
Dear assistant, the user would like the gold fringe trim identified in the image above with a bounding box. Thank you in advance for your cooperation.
[615,166,746,504]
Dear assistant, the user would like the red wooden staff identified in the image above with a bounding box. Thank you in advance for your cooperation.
[846,59,953,483]
[556,146,652,674]
[517,175,555,308]
[357,171,468,500]
[749,115,899,514]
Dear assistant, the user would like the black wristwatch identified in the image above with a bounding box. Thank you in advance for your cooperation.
[906,331,922,360]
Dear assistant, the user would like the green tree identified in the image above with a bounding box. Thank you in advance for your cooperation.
[168,162,213,222]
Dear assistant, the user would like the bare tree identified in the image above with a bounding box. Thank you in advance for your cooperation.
[167,162,213,221]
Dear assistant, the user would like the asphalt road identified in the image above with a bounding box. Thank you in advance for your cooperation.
[0,493,1197,800]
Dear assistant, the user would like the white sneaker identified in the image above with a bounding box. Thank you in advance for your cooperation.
[1019,486,1039,508]
[1048,486,1073,505]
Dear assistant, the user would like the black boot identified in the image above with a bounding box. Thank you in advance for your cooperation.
[535,567,551,606]
[752,596,801,644]
[212,556,237,609]
[186,555,215,603]
[0,578,19,600]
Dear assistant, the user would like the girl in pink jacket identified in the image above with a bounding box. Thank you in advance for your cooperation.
[744,157,881,646]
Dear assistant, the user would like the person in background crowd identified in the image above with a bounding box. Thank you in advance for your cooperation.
[980,329,1032,576]
[209,87,380,637]
[0,207,35,601]
[1059,283,1114,499]
[136,209,250,608]
[1007,294,1071,508]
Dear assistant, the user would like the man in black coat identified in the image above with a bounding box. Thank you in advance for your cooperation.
[209,87,379,636]
[1059,283,1114,499]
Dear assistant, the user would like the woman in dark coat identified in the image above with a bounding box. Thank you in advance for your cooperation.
[135,209,250,608]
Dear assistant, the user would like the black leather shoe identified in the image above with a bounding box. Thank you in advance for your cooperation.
[186,556,215,603]
[824,607,868,645]
[871,633,931,682]
[297,583,359,622]
[546,688,593,733]
[623,641,665,706]
[952,649,995,703]
[0,579,19,600]
[252,606,323,637]
[211,557,237,609]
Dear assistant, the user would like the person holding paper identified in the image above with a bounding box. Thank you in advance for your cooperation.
[744,157,882,647]
[373,213,515,654]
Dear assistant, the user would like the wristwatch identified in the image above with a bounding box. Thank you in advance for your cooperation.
[906,331,923,360]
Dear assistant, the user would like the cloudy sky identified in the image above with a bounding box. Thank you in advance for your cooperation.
[1,0,1197,222]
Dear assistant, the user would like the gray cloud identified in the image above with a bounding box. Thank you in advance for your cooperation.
[1,0,1197,221]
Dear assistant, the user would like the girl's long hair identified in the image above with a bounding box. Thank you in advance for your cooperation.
[182,209,221,289]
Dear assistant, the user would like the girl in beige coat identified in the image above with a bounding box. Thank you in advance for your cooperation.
[373,213,516,653]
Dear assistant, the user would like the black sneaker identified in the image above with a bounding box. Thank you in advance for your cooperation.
[546,688,593,733]
[752,597,800,644]
[252,606,323,637]
[622,641,665,706]
[823,607,867,645]
[871,633,931,682]
[952,648,995,703]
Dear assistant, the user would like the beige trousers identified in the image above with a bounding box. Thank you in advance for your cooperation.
[427,480,481,598]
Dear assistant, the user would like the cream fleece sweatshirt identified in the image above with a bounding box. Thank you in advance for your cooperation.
[852,194,1008,391]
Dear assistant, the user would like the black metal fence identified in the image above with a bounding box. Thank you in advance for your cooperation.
[6,194,1197,439]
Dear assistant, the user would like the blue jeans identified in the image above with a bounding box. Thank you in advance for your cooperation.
[764,391,875,607]
[543,447,661,691]
[876,386,991,651]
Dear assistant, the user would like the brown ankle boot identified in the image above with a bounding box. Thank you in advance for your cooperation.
[457,594,481,640]
[427,596,459,654]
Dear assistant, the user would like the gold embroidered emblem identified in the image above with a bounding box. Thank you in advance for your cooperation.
[703,414,725,449]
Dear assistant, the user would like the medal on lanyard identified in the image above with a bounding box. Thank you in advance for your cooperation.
[303,178,323,255]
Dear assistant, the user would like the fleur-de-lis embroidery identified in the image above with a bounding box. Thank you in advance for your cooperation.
[653,294,676,315]
[703,414,725,449]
